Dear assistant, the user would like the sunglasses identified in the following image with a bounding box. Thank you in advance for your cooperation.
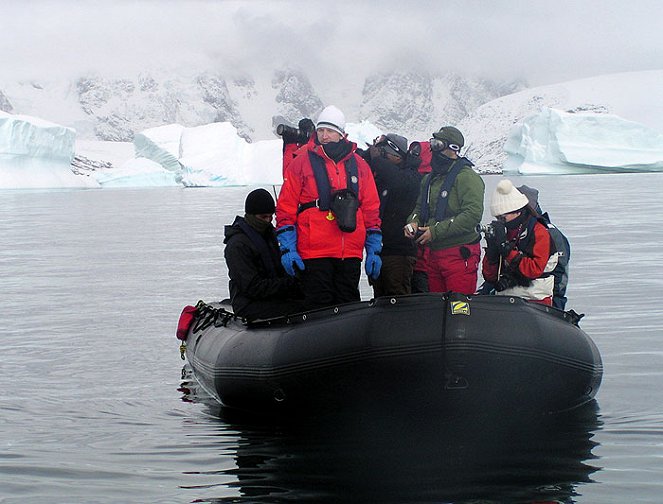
[430,138,460,153]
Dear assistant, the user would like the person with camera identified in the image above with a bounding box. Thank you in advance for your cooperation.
[404,126,484,295]
[275,105,382,309]
[224,188,304,321]
[359,133,421,297]
[480,179,558,306]
[277,118,316,176]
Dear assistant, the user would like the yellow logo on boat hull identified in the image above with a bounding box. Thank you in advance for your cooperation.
[451,301,470,316]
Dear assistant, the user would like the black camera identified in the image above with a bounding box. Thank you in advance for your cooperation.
[476,223,498,241]
[276,124,311,145]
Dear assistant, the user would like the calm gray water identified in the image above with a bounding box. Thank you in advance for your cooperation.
[1,173,663,503]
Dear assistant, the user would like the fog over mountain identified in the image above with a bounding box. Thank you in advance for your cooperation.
[0,68,524,143]
[2,0,662,143]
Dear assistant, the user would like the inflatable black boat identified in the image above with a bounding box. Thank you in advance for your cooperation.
[178,293,602,416]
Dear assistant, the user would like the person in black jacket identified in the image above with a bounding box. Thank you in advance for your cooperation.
[359,133,422,297]
[224,188,303,320]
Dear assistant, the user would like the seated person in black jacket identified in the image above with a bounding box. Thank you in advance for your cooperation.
[224,189,303,320]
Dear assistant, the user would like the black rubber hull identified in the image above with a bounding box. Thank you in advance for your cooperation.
[185,294,602,416]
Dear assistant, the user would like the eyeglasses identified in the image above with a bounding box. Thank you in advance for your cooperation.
[430,138,460,153]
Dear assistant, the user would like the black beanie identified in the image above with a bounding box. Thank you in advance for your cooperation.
[244,188,275,215]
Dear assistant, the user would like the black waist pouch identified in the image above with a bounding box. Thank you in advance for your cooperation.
[329,189,359,232]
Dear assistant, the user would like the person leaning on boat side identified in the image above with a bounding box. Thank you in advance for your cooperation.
[481,180,559,306]
[404,126,484,295]
[223,188,304,321]
[357,133,421,297]
[275,105,382,309]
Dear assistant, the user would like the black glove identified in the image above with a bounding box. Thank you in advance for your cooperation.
[498,240,514,257]
[298,118,315,138]
[489,220,507,244]
[495,273,518,292]
[484,240,500,263]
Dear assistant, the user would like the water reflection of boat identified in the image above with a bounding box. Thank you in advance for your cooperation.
[179,376,602,503]
[179,293,602,417]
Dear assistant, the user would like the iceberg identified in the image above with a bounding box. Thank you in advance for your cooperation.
[133,124,185,173]
[94,157,180,188]
[503,108,663,175]
[0,111,98,189]
[1,111,387,190]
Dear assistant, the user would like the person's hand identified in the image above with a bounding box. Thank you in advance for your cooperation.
[484,240,500,263]
[498,240,514,257]
[365,253,382,280]
[281,250,304,276]
[404,222,418,238]
[495,274,517,292]
[364,229,383,280]
[298,118,315,138]
[277,225,304,276]
[415,226,431,245]
[489,220,507,244]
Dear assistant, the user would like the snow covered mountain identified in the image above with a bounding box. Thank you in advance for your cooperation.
[0,68,519,144]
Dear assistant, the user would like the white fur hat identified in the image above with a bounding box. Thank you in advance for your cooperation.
[490,179,530,217]
[316,105,346,136]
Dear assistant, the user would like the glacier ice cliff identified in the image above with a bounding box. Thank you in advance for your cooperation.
[0,111,98,189]
[504,107,663,174]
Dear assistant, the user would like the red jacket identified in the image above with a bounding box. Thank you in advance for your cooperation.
[482,218,557,304]
[417,141,432,175]
[282,142,306,178]
[276,139,381,260]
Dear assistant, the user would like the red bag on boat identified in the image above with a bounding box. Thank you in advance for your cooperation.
[176,305,198,340]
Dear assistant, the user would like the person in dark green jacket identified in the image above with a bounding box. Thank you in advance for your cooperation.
[404,126,484,295]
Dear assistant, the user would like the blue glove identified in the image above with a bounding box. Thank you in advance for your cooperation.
[276,225,304,276]
[364,229,382,280]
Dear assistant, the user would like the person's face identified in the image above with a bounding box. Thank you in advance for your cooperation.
[497,210,521,223]
[317,127,342,144]
[255,213,273,223]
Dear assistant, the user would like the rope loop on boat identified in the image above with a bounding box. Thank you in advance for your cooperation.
[192,301,237,333]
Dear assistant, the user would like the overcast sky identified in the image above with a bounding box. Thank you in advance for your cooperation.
[2,0,663,87]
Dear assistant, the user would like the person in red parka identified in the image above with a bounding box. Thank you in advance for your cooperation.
[276,105,382,309]
[279,118,315,177]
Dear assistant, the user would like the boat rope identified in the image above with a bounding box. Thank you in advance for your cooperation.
[192,301,237,334]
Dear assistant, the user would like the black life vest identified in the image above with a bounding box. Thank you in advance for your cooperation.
[513,216,557,277]
[419,157,473,223]
[298,151,359,213]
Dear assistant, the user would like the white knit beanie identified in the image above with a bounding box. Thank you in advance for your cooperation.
[316,105,346,136]
[490,179,530,217]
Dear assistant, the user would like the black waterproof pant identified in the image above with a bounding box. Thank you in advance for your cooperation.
[370,255,416,298]
[301,257,361,310]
